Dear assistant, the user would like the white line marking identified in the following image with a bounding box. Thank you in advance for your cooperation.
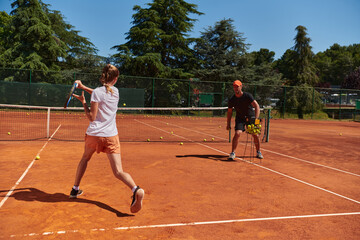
[136,120,360,205]
[6,212,360,237]
[261,148,360,177]
[113,212,360,230]
[156,119,360,177]
[0,124,61,209]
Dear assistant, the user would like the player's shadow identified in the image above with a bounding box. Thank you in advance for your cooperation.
[0,187,132,217]
[176,154,236,162]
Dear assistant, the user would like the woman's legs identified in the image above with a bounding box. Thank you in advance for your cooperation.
[73,147,96,187]
[107,153,144,213]
[107,153,136,189]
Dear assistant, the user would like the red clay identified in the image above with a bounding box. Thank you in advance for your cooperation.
[0,117,359,239]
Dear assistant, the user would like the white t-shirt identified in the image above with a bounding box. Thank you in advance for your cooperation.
[86,86,119,137]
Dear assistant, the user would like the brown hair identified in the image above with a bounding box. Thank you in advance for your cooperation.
[99,64,119,94]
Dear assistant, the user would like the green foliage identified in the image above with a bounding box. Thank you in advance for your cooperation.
[0,11,12,54]
[0,0,100,82]
[112,0,202,79]
[286,84,323,119]
[342,66,360,90]
[193,18,249,82]
[0,0,66,71]
[314,43,360,86]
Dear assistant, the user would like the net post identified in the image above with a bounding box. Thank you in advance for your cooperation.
[266,109,271,142]
[47,107,50,138]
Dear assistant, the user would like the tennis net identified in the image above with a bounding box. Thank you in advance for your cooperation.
[0,104,270,142]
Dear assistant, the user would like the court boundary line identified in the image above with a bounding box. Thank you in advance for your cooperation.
[136,120,360,205]
[155,119,360,177]
[5,212,360,238]
[0,124,61,209]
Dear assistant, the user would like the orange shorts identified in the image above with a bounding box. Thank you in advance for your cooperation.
[85,134,121,154]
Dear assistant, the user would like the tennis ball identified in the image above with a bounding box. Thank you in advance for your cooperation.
[160,136,163,139]
[212,137,215,141]
[35,156,40,160]
[123,103,126,106]
[7,132,11,135]
[203,138,207,142]
[171,131,173,134]
[147,138,150,142]
[339,133,342,136]
[180,142,183,145]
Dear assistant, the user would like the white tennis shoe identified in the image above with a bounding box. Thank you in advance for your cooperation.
[229,152,235,160]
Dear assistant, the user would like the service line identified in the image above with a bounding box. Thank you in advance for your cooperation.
[156,119,360,177]
[136,119,360,205]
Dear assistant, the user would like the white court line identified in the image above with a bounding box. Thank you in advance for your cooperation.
[6,212,360,237]
[156,119,360,177]
[0,124,61,209]
[136,120,360,205]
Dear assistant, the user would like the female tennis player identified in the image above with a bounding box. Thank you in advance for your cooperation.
[69,64,144,213]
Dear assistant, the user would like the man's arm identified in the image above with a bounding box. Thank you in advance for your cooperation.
[226,108,233,130]
[251,100,260,119]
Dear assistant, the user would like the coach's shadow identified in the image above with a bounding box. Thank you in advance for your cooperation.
[0,187,132,218]
[176,154,236,162]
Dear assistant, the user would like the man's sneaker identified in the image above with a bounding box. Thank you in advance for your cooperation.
[256,151,264,159]
[69,188,83,198]
[130,186,145,213]
[229,152,236,160]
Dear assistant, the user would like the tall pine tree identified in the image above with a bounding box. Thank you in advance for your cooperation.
[112,0,202,78]
[2,0,67,71]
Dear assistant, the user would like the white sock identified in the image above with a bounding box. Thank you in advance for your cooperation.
[131,186,138,193]
[73,185,79,190]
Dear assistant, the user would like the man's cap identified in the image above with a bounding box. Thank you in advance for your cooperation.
[233,80,242,86]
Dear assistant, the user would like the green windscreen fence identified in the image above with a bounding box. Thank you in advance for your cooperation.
[0,81,145,107]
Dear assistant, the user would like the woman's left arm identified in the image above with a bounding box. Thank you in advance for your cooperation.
[72,91,98,122]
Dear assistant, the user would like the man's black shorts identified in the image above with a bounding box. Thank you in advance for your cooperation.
[235,116,255,131]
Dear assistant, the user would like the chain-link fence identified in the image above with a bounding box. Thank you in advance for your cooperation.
[1,68,359,120]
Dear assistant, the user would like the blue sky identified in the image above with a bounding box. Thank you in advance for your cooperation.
[1,0,359,59]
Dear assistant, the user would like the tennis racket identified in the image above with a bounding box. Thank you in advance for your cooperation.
[64,82,78,108]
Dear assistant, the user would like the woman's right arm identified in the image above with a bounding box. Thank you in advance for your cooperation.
[75,80,93,95]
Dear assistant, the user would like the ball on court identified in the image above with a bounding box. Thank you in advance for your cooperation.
[211,137,215,141]
[147,138,150,142]
[203,138,207,142]
[7,132,11,135]
[160,136,163,139]
[123,103,126,106]
[180,142,183,145]
[339,133,342,136]
[171,131,173,134]
[35,156,40,160]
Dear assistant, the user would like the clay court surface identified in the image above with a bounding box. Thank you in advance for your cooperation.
[0,114,359,239]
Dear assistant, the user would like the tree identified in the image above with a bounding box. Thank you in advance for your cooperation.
[112,0,203,107]
[252,48,275,66]
[0,11,12,55]
[192,18,250,108]
[1,0,67,71]
[41,2,99,72]
[314,43,360,86]
[292,25,319,86]
[278,26,322,118]
[342,66,360,90]
[112,0,203,78]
